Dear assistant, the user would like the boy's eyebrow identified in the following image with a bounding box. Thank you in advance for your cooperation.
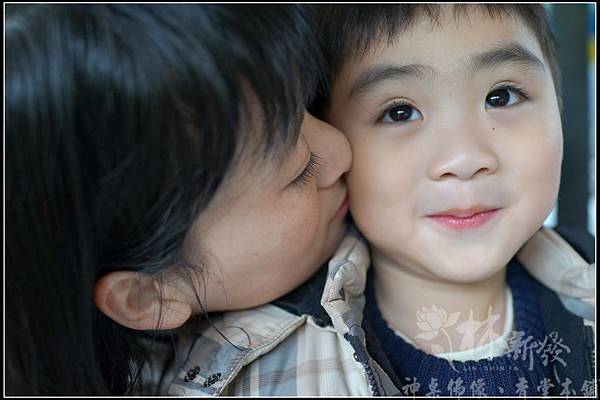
[466,43,546,77]
[349,64,436,100]
[348,43,545,101]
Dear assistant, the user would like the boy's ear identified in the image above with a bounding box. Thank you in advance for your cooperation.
[94,271,192,330]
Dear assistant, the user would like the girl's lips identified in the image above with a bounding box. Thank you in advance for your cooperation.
[333,194,349,220]
[427,208,500,230]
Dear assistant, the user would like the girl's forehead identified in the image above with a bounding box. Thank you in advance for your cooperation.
[234,100,299,174]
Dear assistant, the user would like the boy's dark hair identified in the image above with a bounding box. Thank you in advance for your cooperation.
[6,4,324,395]
[311,4,561,115]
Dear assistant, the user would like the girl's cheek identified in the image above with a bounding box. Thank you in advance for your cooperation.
[284,193,321,240]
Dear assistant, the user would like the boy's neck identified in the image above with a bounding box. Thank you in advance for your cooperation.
[372,249,508,355]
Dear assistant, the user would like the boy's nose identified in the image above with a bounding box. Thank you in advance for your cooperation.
[428,128,499,181]
[302,112,352,189]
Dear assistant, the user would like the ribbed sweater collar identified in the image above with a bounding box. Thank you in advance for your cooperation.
[364,259,553,396]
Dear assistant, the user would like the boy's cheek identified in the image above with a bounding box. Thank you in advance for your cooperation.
[500,117,563,196]
[490,118,563,249]
[347,147,384,219]
[346,145,416,241]
[347,158,383,222]
[512,139,562,227]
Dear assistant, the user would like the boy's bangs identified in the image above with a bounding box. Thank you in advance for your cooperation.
[317,4,559,94]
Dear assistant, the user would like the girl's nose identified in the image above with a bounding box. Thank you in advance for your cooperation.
[301,111,352,188]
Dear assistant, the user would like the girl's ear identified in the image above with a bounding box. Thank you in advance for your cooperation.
[94,271,192,330]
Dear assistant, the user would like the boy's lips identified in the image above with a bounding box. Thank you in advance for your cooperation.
[426,207,501,230]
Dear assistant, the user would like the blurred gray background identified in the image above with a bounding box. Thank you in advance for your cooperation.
[542,3,595,235]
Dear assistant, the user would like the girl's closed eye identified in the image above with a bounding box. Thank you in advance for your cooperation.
[291,152,322,188]
[485,83,530,109]
[377,100,423,124]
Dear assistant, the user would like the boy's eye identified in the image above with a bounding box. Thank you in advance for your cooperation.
[380,103,422,124]
[485,86,528,109]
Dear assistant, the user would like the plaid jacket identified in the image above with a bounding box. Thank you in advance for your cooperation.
[160,227,594,396]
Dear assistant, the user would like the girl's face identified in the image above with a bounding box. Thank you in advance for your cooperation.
[181,110,352,312]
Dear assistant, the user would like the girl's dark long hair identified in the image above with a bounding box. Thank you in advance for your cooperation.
[6,4,324,395]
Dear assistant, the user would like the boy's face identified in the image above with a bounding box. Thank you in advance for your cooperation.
[327,8,563,283]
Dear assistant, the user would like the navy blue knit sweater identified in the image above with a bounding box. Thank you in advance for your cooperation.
[364,260,557,397]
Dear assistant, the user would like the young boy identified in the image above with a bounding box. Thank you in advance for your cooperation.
[313,4,595,397]
[166,5,594,396]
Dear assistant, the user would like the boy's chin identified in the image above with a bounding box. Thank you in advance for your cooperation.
[422,251,511,284]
